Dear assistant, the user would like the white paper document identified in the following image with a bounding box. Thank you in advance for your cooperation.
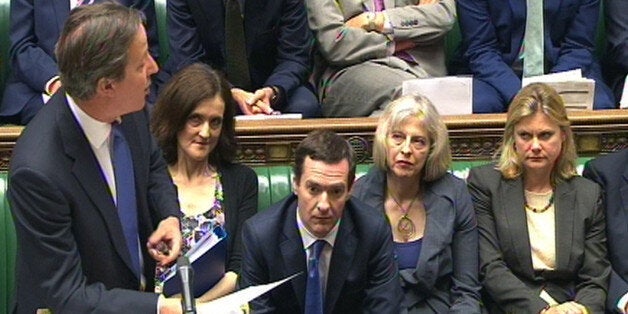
[196,272,302,314]
[620,74,628,109]
[235,113,302,121]
[522,69,595,110]
[402,77,473,115]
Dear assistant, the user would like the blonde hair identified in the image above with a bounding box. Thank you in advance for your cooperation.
[373,95,451,182]
[497,83,577,184]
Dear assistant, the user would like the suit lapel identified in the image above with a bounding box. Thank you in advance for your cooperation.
[57,98,138,277]
[502,178,535,276]
[280,204,307,309]
[411,189,446,289]
[325,209,357,314]
[554,182,575,270]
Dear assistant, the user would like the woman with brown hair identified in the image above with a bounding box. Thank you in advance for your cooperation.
[151,63,258,302]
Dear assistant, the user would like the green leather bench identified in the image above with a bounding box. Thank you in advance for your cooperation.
[1,172,15,314]
[0,157,597,313]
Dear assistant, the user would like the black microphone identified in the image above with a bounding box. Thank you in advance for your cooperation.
[177,256,196,314]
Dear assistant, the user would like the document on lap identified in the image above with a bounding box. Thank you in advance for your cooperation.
[196,272,302,314]
[162,227,227,297]
[522,69,595,111]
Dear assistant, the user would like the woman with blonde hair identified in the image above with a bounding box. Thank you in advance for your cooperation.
[353,94,481,313]
[467,83,610,313]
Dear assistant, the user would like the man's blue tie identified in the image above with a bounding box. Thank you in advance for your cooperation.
[112,123,141,278]
[305,240,325,314]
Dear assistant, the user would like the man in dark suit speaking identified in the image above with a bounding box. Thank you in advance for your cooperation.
[8,3,184,313]
[239,130,402,313]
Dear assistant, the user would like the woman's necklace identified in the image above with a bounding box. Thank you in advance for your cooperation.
[388,191,420,242]
[524,191,555,213]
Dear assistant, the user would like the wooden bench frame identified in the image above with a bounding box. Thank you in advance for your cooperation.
[1,110,627,171]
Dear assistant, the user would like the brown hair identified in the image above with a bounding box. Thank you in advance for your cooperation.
[151,63,237,167]
[293,130,356,187]
[56,2,143,101]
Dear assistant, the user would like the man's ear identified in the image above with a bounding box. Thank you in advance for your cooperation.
[96,77,115,97]
[292,176,299,195]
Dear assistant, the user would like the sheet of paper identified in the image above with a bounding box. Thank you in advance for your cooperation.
[521,69,583,87]
[621,74,628,109]
[521,69,595,110]
[401,76,473,115]
[235,113,302,121]
[196,272,302,314]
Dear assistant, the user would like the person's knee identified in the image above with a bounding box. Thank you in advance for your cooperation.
[285,86,322,118]
[592,82,617,109]
[20,97,46,124]
[472,80,506,113]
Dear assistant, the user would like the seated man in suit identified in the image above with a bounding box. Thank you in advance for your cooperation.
[306,0,456,117]
[583,149,628,313]
[0,0,160,125]
[602,0,627,105]
[239,130,402,313]
[158,0,321,118]
[455,0,616,112]
[8,3,184,313]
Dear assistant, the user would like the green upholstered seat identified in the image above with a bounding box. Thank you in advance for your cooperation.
[1,172,16,314]
[154,0,169,66]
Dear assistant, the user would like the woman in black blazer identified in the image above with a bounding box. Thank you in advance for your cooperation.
[467,83,610,314]
[151,63,258,302]
[353,95,481,313]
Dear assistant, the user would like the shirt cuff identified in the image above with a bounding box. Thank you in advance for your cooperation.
[381,13,393,34]
[45,75,60,96]
[157,294,165,314]
[617,291,628,313]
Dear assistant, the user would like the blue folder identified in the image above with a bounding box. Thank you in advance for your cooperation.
[162,229,227,297]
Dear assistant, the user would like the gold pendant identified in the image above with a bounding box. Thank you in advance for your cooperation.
[397,215,415,241]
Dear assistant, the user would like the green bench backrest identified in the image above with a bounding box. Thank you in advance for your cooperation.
[1,172,15,314]
[253,158,594,212]
[154,0,170,66]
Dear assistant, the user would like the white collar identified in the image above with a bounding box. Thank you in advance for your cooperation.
[66,94,112,149]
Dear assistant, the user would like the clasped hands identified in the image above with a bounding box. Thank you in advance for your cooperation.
[232,87,278,115]
[541,302,589,314]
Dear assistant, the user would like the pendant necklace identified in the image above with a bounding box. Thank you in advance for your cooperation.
[388,190,420,242]
[524,191,555,213]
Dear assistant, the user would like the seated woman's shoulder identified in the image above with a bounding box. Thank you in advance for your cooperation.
[570,175,602,194]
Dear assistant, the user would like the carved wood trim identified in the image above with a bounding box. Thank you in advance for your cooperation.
[1,110,627,170]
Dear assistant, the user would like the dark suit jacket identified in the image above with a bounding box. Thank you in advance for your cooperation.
[239,194,403,313]
[217,162,258,273]
[456,0,611,105]
[8,91,181,313]
[467,164,610,314]
[161,0,312,104]
[603,0,628,103]
[352,168,481,313]
[583,149,628,313]
[0,0,159,123]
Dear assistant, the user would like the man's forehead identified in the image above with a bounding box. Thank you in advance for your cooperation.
[300,159,349,185]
